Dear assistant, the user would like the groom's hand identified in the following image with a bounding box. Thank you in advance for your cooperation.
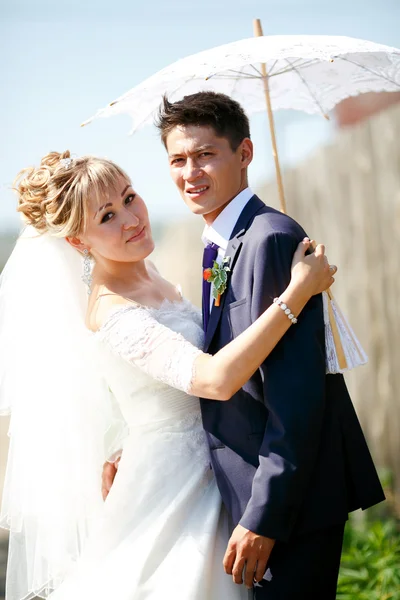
[101,457,120,501]
[223,524,275,589]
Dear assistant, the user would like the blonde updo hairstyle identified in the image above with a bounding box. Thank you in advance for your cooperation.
[14,151,130,237]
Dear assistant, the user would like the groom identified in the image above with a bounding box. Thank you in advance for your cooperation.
[105,92,385,599]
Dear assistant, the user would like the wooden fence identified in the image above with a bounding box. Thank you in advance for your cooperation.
[259,103,400,508]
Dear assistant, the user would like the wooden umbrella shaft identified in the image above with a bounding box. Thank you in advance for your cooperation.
[253,19,287,214]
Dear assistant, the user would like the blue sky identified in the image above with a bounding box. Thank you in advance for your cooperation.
[1,0,399,232]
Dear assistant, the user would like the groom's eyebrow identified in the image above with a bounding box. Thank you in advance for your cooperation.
[194,144,215,153]
[168,144,215,158]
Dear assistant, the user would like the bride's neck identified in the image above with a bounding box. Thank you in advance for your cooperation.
[94,258,150,288]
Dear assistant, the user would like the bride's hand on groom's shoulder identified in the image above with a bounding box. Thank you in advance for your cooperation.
[291,238,337,297]
[223,524,275,589]
[101,457,120,501]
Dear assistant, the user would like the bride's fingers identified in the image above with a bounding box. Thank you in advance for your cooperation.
[293,238,311,262]
[329,265,337,275]
[314,243,325,257]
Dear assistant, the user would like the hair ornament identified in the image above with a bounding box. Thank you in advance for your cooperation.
[60,157,73,170]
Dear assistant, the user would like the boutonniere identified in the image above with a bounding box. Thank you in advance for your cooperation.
[203,257,231,307]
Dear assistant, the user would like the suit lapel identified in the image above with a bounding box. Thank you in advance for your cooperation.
[204,195,264,352]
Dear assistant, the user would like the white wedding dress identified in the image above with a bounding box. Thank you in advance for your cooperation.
[49,297,247,600]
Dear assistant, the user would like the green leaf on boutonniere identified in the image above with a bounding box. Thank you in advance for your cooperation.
[204,256,231,306]
[213,275,221,288]
[220,269,228,284]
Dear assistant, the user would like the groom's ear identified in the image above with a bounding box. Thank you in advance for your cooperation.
[239,138,253,168]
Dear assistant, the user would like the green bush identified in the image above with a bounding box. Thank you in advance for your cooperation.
[337,519,400,600]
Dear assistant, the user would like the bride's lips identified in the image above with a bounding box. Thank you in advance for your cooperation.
[185,185,209,199]
[126,226,146,243]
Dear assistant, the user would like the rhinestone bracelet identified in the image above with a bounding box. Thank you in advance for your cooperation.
[273,297,298,324]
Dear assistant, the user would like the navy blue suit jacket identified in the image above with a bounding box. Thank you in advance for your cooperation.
[200,196,384,542]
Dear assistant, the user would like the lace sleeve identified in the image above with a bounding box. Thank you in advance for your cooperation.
[96,305,203,394]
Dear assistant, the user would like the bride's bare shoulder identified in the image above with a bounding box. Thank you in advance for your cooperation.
[86,285,133,333]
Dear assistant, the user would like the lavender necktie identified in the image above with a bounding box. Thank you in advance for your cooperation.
[202,242,219,332]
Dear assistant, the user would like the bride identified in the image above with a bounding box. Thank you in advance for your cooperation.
[0,151,336,600]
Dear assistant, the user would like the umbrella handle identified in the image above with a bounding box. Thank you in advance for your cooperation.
[253,19,287,214]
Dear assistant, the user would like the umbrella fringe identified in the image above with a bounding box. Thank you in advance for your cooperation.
[322,291,368,374]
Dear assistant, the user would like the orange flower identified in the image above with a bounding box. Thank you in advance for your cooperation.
[203,268,212,281]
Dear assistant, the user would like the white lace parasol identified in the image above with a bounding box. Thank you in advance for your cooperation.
[82,34,400,132]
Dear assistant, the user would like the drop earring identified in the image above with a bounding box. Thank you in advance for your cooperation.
[82,249,93,295]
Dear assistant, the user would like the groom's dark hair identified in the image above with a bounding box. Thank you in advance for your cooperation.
[155,91,250,151]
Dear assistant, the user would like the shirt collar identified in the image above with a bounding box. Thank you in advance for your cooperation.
[202,187,254,250]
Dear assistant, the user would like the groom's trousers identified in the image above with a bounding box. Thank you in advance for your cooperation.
[249,522,345,600]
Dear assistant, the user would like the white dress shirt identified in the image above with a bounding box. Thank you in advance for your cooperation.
[202,187,254,312]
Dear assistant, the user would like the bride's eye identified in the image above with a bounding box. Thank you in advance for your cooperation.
[124,194,136,205]
[101,212,114,224]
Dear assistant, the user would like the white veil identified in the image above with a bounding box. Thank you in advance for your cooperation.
[0,227,126,600]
